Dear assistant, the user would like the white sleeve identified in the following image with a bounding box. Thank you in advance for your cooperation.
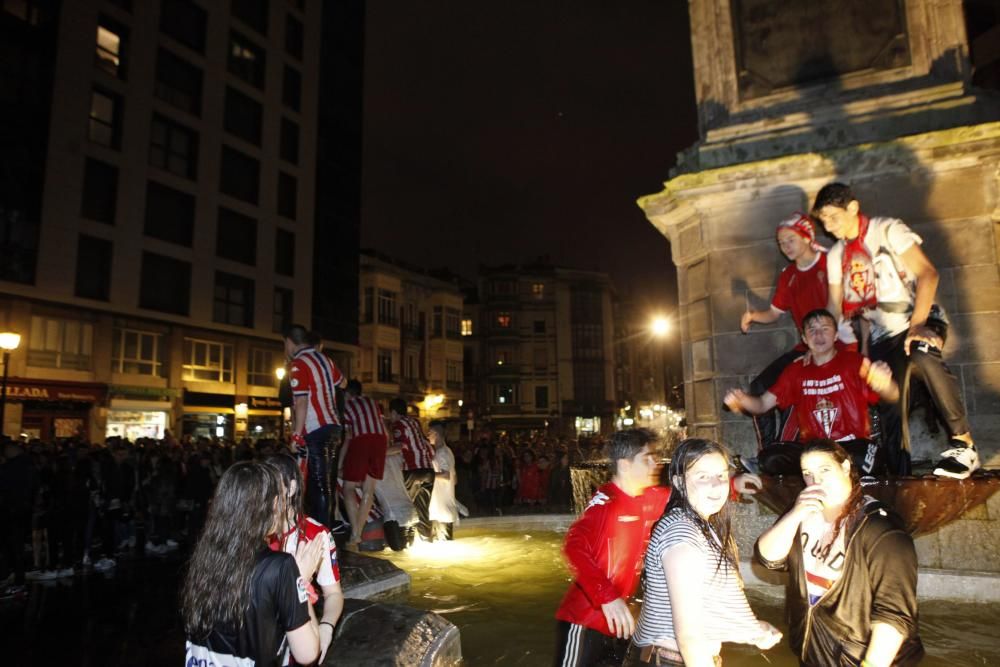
[315,531,336,587]
[883,218,921,256]
[826,243,844,285]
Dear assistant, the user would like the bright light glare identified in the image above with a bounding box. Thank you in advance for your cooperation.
[403,536,492,564]
[650,317,670,337]
[0,332,20,351]
[275,367,286,380]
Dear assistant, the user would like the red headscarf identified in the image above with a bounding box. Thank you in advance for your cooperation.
[775,212,823,252]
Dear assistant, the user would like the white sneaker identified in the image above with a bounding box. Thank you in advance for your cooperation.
[25,570,43,581]
[933,445,980,480]
[93,558,116,571]
[35,570,57,581]
[165,539,179,551]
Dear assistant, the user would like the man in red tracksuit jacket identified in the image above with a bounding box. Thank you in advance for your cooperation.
[554,430,759,666]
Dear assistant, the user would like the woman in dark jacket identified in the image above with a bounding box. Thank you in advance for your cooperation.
[755,440,923,666]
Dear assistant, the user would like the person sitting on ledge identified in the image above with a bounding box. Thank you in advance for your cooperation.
[813,181,979,479]
[725,309,898,477]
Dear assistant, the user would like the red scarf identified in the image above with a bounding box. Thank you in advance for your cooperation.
[841,213,878,318]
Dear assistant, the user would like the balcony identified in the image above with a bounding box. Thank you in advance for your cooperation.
[361,314,399,328]
[487,363,521,376]
[446,380,462,390]
[401,324,424,339]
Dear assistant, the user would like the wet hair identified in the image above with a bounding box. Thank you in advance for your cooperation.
[607,428,658,467]
[801,439,863,546]
[661,438,738,572]
[346,379,362,396]
[181,461,287,639]
[282,324,310,346]
[801,308,837,331]
[812,182,856,213]
[389,398,407,416]
[265,453,304,521]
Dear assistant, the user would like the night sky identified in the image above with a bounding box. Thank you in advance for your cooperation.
[361,1,698,314]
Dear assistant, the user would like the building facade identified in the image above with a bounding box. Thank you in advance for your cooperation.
[358,252,464,422]
[0,0,352,442]
[462,264,617,437]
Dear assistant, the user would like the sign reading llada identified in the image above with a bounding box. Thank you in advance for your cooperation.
[3,378,107,402]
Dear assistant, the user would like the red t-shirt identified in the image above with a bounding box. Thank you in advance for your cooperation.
[771,253,829,331]
[769,350,879,442]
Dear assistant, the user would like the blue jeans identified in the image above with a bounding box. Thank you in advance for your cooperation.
[304,425,340,525]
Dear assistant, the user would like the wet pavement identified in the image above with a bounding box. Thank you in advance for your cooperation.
[1,553,186,667]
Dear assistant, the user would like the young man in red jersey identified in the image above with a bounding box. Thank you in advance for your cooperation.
[554,429,762,666]
[725,309,899,476]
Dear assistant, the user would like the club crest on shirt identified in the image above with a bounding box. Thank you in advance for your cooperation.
[296,576,308,603]
[290,377,299,388]
[813,397,839,437]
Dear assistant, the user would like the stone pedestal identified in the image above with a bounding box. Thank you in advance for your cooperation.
[326,599,461,667]
[640,123,1000,466]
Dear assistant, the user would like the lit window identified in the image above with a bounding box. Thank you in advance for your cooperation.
[112,328,163,376]
[461,319,473,336]
[496,312,511,328]
[182,338,234,383]
[96,20,125,78]
[532,282,545,299]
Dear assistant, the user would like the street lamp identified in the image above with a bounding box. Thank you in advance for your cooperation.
[275,366,286,381]
[649,316,671,407]
[650,316,670,338]
[0,332,21,436]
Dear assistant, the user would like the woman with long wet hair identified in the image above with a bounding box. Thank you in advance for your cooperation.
[755,440,923,666]
[182,461,324,667]
[627,439,780,666]
[266,453,344,663]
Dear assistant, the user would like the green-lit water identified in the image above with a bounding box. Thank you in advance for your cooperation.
[381,528,1000,665]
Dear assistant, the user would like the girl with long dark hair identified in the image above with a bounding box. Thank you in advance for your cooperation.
[182,461,324,667]
[755,440,923,666]
[627,439,781,666]
[266,453,344,662]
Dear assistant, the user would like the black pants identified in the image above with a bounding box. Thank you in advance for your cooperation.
[554,621,626,667]
[749,349,802,448]
[869,322,969,475]
[305,425,340,526]
[759,439,884,477]
[402,468,434,540]
[2,509,30,585]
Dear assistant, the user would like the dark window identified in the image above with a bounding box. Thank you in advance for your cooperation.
[3,0,45,23]
[139,252,190,315]
[274,228,294,276]
[534,319,546,334]
[213,271,255,327]
[220,146,260,204]
[0,208,39,284]
[277,171,296,218]
[155,48,202,115]
[279,117,298,163]
[224,86,262,145]
[75,234,112,301]
[282,65,300,111]
[216,207,257,265]
[96,15,127,79]
[273,287,293,333]
[81,158,118,224]
[231,0,269,35]
[160,0,207,53]
[150,114,198,179]
[535,385,549,410]
[285,13,303,59]
[89,87,122,149]
[144,180,195,246]
[109,0,132,10]
[377,349,393,383]
[228,30,266,89]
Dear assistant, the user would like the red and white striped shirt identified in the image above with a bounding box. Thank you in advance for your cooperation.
[343,395,388,439]
[289,347,344,433]
[392,415,434,470]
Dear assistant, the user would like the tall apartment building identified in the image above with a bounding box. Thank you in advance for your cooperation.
[0,0,344,442]
[462,264,617,437]
[358,252,464,421]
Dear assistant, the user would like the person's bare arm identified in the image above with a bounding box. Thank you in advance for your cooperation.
[741,306,783,333]
[861,358,899,403]
[863,622,905,667]
[899,244,942,354]
[318,581,344,662]
[665,545,718,666]
[723,389,777,415]
[292,395,308,437]
[827,282,844,321]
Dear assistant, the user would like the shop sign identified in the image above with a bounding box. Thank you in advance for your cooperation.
[3,379,106,403]
[109,384,180,400]
[183,390,235,409]
[249,396,281,409]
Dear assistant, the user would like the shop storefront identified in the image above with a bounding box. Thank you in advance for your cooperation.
[244,395,284,440]
[4,378,107,441]
[106,385,177,441]
[182,390,234,439]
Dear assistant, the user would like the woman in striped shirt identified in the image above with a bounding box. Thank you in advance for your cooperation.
[626,439,781,666]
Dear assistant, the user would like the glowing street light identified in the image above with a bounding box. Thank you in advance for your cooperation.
[650,316,670,338]
[275,366,286,381]
[0,332,21,435]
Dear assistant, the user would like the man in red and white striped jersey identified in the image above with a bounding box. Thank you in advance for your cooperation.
[284,324,346,526]
[340,380,389,545]
[388,397,435,541]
